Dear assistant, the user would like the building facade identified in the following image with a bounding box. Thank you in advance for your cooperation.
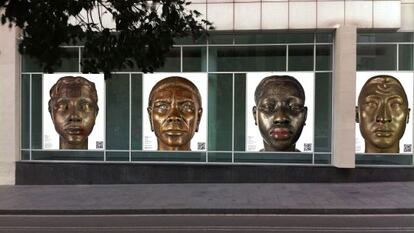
[1,0,414,184]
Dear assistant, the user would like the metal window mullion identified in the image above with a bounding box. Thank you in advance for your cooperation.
[286,45,289,71]
[232,73,235,163]
[180,46,183,72]
[206,39,209,163]
[312,36,316,164]
[78,47,82,72]
[129,74,132,162]
[396,43,399,71]
[29,74,32,160]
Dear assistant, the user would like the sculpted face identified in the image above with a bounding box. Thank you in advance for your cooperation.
[253,76,307,151]
[356,75,410,153]
[49,77,98,149]
[148,77,202,151]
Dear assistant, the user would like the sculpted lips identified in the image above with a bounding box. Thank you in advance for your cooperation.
[374,128,393,137]
[270,128,291,139]
[65,127,82,135]
[164,130,187,136]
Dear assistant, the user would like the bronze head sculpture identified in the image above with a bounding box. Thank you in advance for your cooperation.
[252,75,307,151]
[48,76,99,149]
[147,76,203,151]
[356,75,410,153]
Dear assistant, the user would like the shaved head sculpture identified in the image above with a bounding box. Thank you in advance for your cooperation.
[147,76,203,151]
[356,75,410,153]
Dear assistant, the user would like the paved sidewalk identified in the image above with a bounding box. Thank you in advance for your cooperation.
[0,182,413,215]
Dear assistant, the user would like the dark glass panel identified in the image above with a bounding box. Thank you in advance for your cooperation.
[106,74,129,149]
[208,74,233,151]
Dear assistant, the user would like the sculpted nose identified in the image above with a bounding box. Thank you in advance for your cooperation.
[376,104,391,123]
[273,109,289,125]
[167,106,183,123]
[68,107,81,122]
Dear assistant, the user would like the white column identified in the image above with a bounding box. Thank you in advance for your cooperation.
[0,25,20,184]
[332,24,357,168]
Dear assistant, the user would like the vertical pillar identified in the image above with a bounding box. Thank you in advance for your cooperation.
[332,24,356,168]
[0,25,20,184]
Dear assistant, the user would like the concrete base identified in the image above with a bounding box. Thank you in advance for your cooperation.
[16,161,414,185]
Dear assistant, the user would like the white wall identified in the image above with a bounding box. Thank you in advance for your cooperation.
[0,25,19,185]
[187,0,408,30]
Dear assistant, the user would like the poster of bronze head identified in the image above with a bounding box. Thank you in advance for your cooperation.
[143,73,207,151]
[246,72,314,152]
[355,72,413,154]
[42,74,105,150]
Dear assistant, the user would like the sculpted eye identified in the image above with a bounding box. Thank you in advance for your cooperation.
[181,102,195,112]
[389,99,403,109]
[154,102,169,112]
[55,101,68,111]
[259,104,273,113]
[79,101,92,111]
[289,103,304,113]
[365,101,378,109]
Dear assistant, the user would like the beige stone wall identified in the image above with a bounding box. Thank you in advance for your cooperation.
[0,25,19,184]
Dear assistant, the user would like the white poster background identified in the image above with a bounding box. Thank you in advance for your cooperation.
[42,73,105,150]
[245,72,315,152]
[355,72,413,153]
[142,73,208,151]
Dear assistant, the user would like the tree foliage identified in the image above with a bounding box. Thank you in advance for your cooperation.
[0,0,212,77]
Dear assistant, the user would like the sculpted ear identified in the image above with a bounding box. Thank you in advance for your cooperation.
[195,108,203,132]
[252,106,258,125]
[407,108,411,124]
[304,106,308,123]
[355,106,359,123]
[147,107,154,131]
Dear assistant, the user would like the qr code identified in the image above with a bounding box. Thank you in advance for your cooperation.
[96,141,104,149]
[303,143,312,152]
[198,142,206,150]
[404,144,412,152]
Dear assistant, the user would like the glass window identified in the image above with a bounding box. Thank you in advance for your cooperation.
[356,154,412,165]
[234,73,246,151]
[132,151,206,162]
[20,32,335,165]
[106,74,130,150]
[155,48,181,72]
[316,45,332,71]
[31,150,104,161]
[208,74,233,153]
[358,32,414,43]
[234,152,313,164]
[209,46,286,72]
[399,44,413,71]
[23,48,79,73]
[131,74,143,150]
[316,32,334,43]
[357,44,397,70]
[183,47,207,72]
[31,74,42,149]
[288,45,314,71]
[21,75,30,149]
[314,73,332,152]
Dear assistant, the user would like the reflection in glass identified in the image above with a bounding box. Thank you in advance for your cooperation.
[209,46,286,72]
[208,74,233,151]
[288,45,313,71]
[399,44,413,71]
[106,74,129,150]
[357,44,397,70]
